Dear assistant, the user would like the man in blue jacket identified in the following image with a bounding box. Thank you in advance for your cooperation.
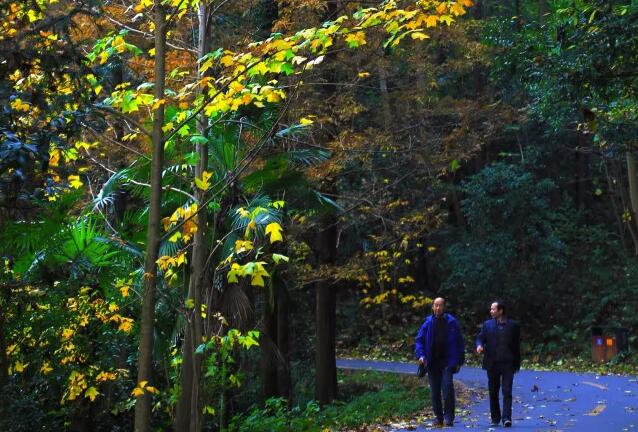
[476,301,521,428]
[415,297,465,428]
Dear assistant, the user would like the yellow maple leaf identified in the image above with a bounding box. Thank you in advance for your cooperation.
[118,318,134,333]
[425,15,439,27]
[411,32,429,40]
[450,3,467,16]
[85,386,100,402]
[220,55,234,67]
[251,274,265,287]
[436,3,448,14]
[68,174,83,189]
[40,362,53,374]
[195,170,212,190]
[439,14,454,25]
[14,361,28,373]
[265,222,284,243]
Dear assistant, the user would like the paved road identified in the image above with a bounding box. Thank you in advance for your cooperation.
[337,359,638,431]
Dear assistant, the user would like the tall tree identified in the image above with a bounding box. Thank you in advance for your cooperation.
[134,2,166,431]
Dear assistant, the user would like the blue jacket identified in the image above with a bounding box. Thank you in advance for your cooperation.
[415,313,465,369]
[476,318,521,371]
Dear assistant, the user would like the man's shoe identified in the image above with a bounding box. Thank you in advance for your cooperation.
[431,420,444,428]
[503,419,512,427]
[490,418,501,427]
[444,420,454,427]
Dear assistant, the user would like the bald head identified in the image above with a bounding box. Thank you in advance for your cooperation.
[432,297,446,317]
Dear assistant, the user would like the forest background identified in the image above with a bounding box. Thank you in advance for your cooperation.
[1,0,637,430]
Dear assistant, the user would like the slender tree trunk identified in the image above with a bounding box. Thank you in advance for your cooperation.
[260,286,278,402]
[626,151,638,256]
[378,58,393,133]
[175,4,211,431]
[0,287,8,387]
[315,223,338,405]
[602,158,632,255]
[514,0,522,31]
[577,144,589,211]
[539,0,549,25]
[134,3,166,432]
[276,281,291,404]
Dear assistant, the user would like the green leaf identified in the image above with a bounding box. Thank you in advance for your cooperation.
[184,152,200,166]
[272,253,289,264]
[190,135,208,145]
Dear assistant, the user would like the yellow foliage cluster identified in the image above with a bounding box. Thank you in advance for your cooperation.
[162,203,199,244]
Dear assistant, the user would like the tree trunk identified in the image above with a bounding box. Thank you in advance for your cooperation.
[175,4,211,431]
[378,58,393,133]
[0,287,8,387]
[514,0,522,31]
[276,281,291,404]
[134,3,166,432]
[315,222,338,405]
[539,0,549,25]
[260,285,278,402]
[626,151,638,256]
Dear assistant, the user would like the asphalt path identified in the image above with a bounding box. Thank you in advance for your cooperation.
[336,358,638,431]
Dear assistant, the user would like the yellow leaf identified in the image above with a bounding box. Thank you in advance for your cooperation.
[118,318,134,333]
[299,117,314,126]
[450,3,467,16]
[168,231,182,243]
[195,170,212,190]
[357,71,370,78]
[40,362,53,374]
[459,0,474,6]
[62,328,74,340]
[120,285,130,297]
[112,36,126,53]
[264,222,284,243]
[425,15,438,27]
[131,387,144,397]
[14,361,28,373]
[220,55,234,67]
[85,387,100,402]
[439,15,454,25]
[235,239,254,253]
[436,3,448,14]
[98,50,109,65]
[68,174,83,189]
[251,274,265,287]
[152,98,166,110]
[411,32,429,40]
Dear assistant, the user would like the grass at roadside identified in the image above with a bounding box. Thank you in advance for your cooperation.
[322,370,429,430]
[230,370,430,432]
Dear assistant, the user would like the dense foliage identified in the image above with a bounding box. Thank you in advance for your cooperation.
[2,0,638,430]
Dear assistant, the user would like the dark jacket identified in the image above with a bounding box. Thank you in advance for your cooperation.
[476,318,521,371]
[415,313,465,370]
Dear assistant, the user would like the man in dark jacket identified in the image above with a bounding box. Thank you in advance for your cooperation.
[415,297,465,427]
[476,301,521,428]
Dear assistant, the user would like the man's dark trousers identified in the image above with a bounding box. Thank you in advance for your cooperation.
[487,361,514,423]
[427,362,455,424]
